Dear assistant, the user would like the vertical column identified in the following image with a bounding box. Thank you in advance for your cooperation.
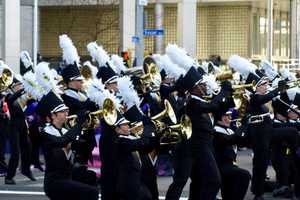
[0,2,3,59]
[3,0,20,73]
[154,2,164,54]
[290,0,298,59]
[267,0,273,62]
[297,0,300,61]
[119,0,136,62]
[177,0,197,58]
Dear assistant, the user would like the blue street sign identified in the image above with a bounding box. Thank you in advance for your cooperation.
[143,29,164,36]
[132,36,140,43]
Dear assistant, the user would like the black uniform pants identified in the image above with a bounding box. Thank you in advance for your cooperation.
[248,122,272,196]
[28,125,42,166]
[166,140,192,200]
[45,179,99,200]
[189,142,221,200]
[6,120,32,179]
[141,154,159,200]
[220,163,251,200]
[271,127,298,187]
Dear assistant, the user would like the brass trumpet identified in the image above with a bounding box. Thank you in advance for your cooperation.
[66,98,117,129]
[232,81,256,91]
[130,99,177,135]
[0,67,13,92]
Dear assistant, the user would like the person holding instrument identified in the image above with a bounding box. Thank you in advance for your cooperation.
[37,91,99,200]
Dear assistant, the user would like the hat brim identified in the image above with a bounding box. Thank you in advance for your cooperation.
[115,117,130,126]
[105,76,118,84]
[70,75,84,81]
[51,104,69,113]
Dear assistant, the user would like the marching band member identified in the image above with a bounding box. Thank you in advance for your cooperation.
[60,35,98,166]
[114,113,158,200]
[213,108,251,200]
[166,44,232,200]
[5,76,36,184]
[37,91,98,200]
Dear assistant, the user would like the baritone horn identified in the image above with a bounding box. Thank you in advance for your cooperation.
[130,99,177,135]
[160,115,192,145]
[0,67,13,92]
[66,98,117,129]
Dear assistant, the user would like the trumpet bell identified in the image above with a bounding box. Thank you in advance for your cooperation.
[102,98,118,126]
[0,67,13,92]
[216,71,233,81]
[152,99,177,124]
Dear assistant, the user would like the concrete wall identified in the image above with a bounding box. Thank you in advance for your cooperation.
[21,5,33,55]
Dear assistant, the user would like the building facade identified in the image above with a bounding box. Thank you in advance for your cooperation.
[0,0,299,72]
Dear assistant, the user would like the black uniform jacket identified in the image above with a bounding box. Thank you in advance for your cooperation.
[115,132,158,198]
[247,89,279,117]
[41,123,80,188]
[186,94,224,149]
[213,124,240,166]
[61,88,97,115]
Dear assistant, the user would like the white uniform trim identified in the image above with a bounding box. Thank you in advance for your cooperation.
[64,89,87,102]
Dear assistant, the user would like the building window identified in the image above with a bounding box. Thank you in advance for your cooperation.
[252,8,290,58]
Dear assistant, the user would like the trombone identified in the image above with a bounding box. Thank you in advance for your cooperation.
[130,99,177,135]
[66,98,117,130]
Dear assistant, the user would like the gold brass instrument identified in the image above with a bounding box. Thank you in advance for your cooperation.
[142,56,162,90]
[232,83,254,119]
[216,71,233,81]
[130,99,177,135]
[160,115,192,145]
[232,81,256,94]
[0,67,13,92]
[66,98,117,129]
[268,78,300,91]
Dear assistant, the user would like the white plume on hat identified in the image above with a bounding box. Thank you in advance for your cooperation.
[227,55,257,79]
[86,42,117,73]
[21,71,46,101]
[111,54,127,74]
[20,51,33,69]
[165,44,195,72]
[279,67,297,81]
[286,87,300,101]
[35,62,61,94]
[260,60,278,81]
[117,76,141,109]
[153,54,186,80]
[86,78,121,110]
[59,34,80,66]
[202,74,219,96]
[83,61,98,79]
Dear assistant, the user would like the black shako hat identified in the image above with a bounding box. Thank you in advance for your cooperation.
[36,91,68,118]
[96,63,118,85]
[61,63,84,83]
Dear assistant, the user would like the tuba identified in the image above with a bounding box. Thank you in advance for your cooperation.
[66,98,117,130]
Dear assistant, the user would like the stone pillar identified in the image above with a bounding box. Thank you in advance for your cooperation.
[177,0,197,58]
[3,0,20,73]
[267,0,273,62]
[119,0,136,59]
[290,0,298,59]
[154,2,164,54]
